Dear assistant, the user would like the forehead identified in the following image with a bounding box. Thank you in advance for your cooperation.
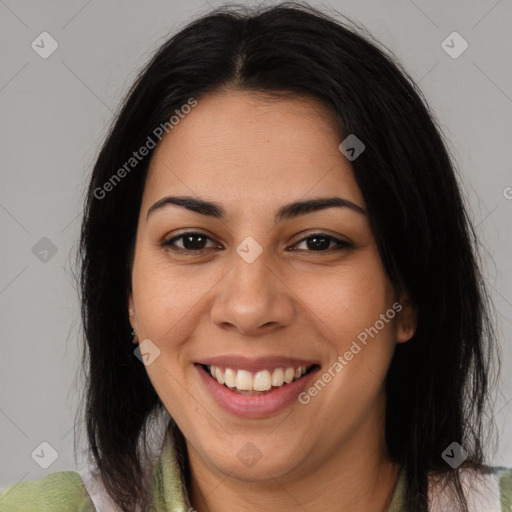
[142,90,365,217]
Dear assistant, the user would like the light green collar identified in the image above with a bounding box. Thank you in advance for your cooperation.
[148,429,189,511]
[387,467,406,511]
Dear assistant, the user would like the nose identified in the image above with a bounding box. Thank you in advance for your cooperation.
[210,246,296,337]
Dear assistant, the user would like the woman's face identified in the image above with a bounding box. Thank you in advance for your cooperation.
[128,90,415,482]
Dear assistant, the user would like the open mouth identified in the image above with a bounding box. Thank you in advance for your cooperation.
[199,363,320,395]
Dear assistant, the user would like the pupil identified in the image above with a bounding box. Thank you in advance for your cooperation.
[184,234,206,250]
[307,236,329,251]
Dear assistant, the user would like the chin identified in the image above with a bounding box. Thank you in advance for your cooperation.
[205,443,304,481]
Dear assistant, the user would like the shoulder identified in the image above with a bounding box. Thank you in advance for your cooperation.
[428,465,512,512]
[465,465,512,512]
[494,466,512,511]
[0,470,95,512]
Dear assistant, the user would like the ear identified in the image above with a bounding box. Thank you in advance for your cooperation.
[128,291,138,333]
[396,291,418,344]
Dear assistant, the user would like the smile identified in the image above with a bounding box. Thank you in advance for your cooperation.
[195,360,321,418]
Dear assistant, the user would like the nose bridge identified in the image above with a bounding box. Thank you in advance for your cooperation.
[231,240,272,297]
[211,237,294,333]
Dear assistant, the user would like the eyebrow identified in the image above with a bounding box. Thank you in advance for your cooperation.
[146,195,367,222]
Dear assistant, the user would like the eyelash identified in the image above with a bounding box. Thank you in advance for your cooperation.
[160,231,352,255]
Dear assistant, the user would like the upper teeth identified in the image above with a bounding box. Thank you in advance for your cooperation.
[208,365,310,392]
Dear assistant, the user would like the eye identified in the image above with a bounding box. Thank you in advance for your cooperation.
[160,231,221,253]
[290,233,352,253]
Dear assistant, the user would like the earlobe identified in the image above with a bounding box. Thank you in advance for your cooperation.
[396,292,418,344]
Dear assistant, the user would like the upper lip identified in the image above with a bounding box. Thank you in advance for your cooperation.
[196,355,321,372]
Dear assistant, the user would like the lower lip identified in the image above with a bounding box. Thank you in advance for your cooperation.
[196,364,320,418]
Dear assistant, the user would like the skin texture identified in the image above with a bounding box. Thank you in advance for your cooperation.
[128,89,417,512]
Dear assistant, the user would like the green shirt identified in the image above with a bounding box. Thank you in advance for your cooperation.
[1,435,511,511]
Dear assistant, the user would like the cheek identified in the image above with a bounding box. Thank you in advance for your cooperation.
[291,257,393,350]
[131,250,222,342]
[296,264,397,425]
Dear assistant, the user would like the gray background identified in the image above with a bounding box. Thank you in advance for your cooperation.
[1,0,511,489]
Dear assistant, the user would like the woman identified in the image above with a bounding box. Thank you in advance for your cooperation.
[1,2,510,511]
